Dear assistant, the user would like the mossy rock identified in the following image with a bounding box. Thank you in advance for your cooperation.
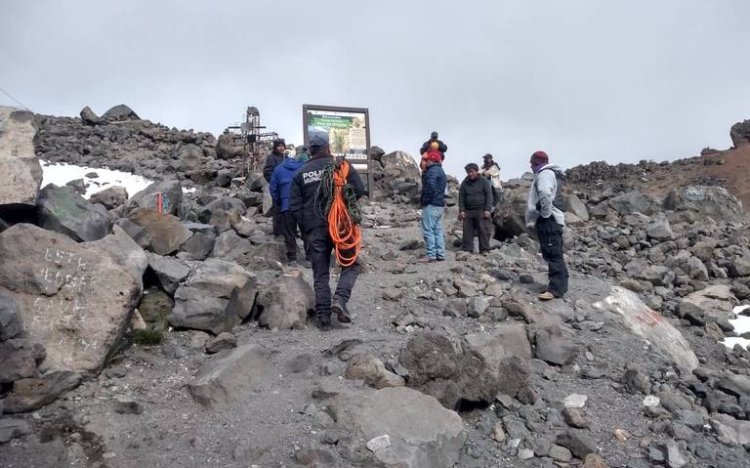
[132,327,164,346]
[138,288,174,327]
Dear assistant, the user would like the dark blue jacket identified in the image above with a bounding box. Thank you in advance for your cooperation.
[421,163,447,207]
[289,156,365,233]
[269,158,303,212]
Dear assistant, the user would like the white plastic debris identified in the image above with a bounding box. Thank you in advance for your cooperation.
[643,395,660,407]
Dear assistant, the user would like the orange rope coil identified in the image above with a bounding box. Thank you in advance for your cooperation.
[327,161,362,267]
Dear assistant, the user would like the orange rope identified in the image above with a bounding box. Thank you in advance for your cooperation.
[327,161,362,267]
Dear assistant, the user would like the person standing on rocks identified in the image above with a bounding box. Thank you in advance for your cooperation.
[525,150,569,301]
[290,136,365,330]
[459,163,493,254]
[482,153,503,208]
[419,156,447,262]
[419,131,447,161]
[269,154,304,264]
[263,139,287,237]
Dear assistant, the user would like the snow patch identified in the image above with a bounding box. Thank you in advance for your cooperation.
[41,160,153,199]
[721,305,750,350]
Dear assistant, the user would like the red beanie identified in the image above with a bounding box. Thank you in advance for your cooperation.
[531,151,549,164]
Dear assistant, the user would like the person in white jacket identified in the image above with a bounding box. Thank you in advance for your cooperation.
[525,150,568,301]
[482,153,503,208]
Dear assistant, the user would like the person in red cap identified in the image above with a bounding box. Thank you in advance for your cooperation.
[525,150,569,300]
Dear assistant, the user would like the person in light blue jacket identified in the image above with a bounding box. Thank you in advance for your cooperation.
[525,150,568,301]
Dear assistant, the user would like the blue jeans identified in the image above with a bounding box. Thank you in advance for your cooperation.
[421,205,446,259]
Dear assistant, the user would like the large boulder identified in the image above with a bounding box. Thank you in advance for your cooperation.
[399,324,531,409]
[85,225,148,292]
[730,119,750,148]
[0,338,43,383]
[168,259,257,334]
[79,106,103,126]
[0,224,140,373]
[101,104,140,122]
[128,180,183,217]
[3,370,82,413]
[531,323,579,365]
[371,151,421,203]
[170,142,206,172]
[127,208,192,255]
[709,414,750,446]
[492,176,533,241]
[330,386,465,468]
[256,269,314,330]
[566,193,589,222]
[146,253,190,294]
[0,293,24,341]
[593,286,698,371]
[608,190,654,215]
[663,185,743,219]
[0,107,42,207]
[216,132,246,160]
[646,214,674,241]
[188,344,273,409]
[211,230,253,260]
[37,184,111,242]
[89,186,128,209]
[683,285,737,321]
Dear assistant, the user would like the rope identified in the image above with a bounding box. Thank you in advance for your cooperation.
[316,160,362,267]
[0,86,32,111]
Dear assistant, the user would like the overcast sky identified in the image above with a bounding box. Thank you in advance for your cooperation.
[2,0,749,178]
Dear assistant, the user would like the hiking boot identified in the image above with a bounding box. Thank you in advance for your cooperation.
[436,257,446,262]
[315,314,334,331]
[537,291,556,301]
[417,257,436,264]
[331,299,351,323]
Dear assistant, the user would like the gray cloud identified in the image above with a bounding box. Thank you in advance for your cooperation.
[2,0,749,179]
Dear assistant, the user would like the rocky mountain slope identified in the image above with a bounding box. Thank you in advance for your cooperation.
[1,105,750,468]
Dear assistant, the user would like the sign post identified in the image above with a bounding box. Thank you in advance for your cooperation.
[302,104,371,195]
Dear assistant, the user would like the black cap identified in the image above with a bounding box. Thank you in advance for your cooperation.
[483,153,493,159]
[430,131,438,138]
[273,139,286,147]
[309,135,329,147]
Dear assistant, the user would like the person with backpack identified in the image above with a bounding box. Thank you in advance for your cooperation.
[419,131,448,161]
[289,135,365,330]
[481,153,503,208]
[525,150,569,301]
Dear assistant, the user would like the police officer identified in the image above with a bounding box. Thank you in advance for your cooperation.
[289,136,365,330]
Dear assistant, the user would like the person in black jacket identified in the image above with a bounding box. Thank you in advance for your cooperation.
[263,139,287,237]
[458,163,493,253]
[419,157,447,262]
[419,131,447,161]
[289,136,365,330]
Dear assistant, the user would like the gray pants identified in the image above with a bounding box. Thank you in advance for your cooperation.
[307,227,360,319]
[462,209,492,253]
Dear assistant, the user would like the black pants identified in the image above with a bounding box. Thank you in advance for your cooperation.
[462,209,492,253]
[307,227,360,319]
[272,203,284,237]
[281,212,298,261]
[282,212,311,261]
[536,216,569,297]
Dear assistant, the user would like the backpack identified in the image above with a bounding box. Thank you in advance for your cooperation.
[536,168,569,212]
